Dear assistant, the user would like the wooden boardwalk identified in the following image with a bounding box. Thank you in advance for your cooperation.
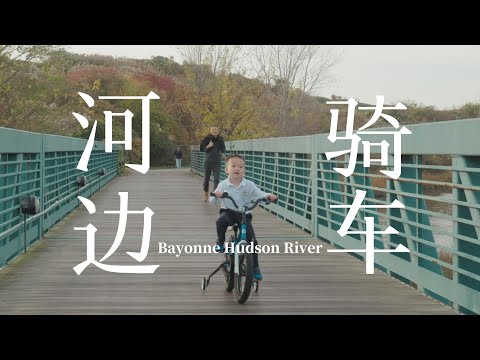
[0,169,456,314]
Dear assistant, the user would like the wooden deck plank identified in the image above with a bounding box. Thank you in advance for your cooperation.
[0,169,457,314]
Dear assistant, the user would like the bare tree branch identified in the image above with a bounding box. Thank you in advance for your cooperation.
[244,45,342,133]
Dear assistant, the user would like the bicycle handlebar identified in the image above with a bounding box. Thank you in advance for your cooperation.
[209,191,276,212]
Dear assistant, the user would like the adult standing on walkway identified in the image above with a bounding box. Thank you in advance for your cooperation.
[173,146,183,168]
[200,126,226,201]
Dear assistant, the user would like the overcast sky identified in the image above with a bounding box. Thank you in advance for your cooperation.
[67,45,480,110]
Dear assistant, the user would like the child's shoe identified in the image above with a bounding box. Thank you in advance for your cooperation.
[253,266,263,281]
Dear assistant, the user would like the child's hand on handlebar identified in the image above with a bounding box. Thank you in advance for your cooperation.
[214,191,224,198]
[267,194,278,202]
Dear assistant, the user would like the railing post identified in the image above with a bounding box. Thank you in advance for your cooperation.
[311,135,318,238]
[452,154,480,314]
[451,155,461,312]
[40,133,45,238]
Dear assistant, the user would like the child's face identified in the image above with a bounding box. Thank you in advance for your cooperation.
[226,157,245,181]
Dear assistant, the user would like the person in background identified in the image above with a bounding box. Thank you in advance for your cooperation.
[173,146,183,168]
[199,126,225,201]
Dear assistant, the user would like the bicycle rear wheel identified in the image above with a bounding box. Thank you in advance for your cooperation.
[234,250,254,304]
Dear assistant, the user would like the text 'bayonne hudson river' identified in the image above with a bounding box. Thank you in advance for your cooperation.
[158,242,324,258]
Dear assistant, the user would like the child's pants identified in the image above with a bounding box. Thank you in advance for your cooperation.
[216,209,259,268]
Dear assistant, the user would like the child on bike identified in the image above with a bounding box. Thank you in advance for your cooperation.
[212,154,278,281]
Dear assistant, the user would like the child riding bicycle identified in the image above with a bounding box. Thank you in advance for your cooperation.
[212,154,278,281]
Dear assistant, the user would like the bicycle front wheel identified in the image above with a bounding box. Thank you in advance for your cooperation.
[234,250,254,304]
[224,255,234,292]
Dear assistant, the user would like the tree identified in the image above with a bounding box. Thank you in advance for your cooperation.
[178,45,242,92]
[0,45,72,132]
[245,45,342,133]
[457,102,480,119]
[175,45,272,141]
[149,56,184,76]
[198,73,272,140]
[179,45,242,76]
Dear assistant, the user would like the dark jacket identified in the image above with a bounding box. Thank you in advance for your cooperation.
[200,134,226,163]
[173,149,183,159]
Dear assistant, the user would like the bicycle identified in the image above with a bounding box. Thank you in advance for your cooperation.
[201,192,275,304]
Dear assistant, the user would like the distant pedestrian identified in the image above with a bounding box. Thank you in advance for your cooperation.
[173,146,183,168]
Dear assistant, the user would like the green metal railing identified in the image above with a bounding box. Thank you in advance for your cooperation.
[0,127,120,268]
[191,118,480,314]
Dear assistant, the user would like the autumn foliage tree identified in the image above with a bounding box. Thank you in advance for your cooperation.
[177,45,274,142]
[0,45,70,133]
[2,45,479,168]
